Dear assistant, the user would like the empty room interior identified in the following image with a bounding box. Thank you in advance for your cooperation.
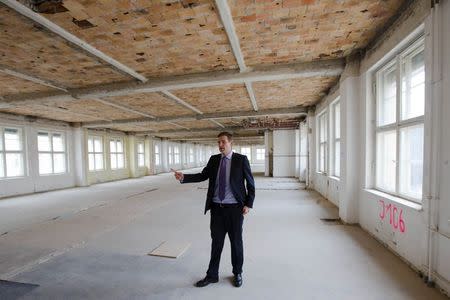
[0,0,449,299]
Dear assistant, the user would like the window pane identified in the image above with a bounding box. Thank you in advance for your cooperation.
[4,129,21,151]
[334,103,340,139]
[88,138,94,153]
[0,155,4,177]
[377,65,397,126]
[38,132,50,151]
[401,49,425,120]
[319,143,326,172]
[52,134,64,152]
[39,153,53,174]
[0,132,3,151]
[53,153,66,173]
[138,143,144,153]
[334,141,340,177]
[110,140,116,153]
[376,131,397,192]
[88,153,95,171]
[155,145,159,153]
[6,153,24,177]
[155,153,160,165]
[117,141,123,153]
[94,138,102,152]
[138,154,145,167]
[117,154,124,168]
[95,154,104,170]
[399,125,423,200]
[111,153,117,169]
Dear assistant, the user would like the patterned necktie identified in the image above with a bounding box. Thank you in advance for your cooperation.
[218,156,227,201]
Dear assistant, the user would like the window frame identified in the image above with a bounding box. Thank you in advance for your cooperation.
[137,140,145,168]
[0,126,26,179]
[88,135,104,171]
[331,98,341,178]
[255,147,265,161]
[373,36,425,203]
[174,145,180,164]
[317,111,328,174]
[110,137,125,170]
[37,130,67,175]
[240,146,251,161]
[168,145,173,165]
[154,143,160,166]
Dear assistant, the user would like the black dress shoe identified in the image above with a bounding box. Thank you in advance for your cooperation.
[233,274,242,287]
[195,276,218,287]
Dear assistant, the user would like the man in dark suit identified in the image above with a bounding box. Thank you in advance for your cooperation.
[173,132,255,288]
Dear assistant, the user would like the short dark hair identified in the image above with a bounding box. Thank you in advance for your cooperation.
[217,131,233,141]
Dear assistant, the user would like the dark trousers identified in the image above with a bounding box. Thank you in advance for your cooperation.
[206,203,244,279]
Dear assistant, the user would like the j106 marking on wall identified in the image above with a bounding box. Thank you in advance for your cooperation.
[379,200,406,233]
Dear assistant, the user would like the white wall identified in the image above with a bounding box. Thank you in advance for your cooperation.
[310,0,450,294]
[0,115,76,198]
[273,130,296,177]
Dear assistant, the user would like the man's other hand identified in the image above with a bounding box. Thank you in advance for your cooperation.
[171,168,184,181]
[243,206,250,215]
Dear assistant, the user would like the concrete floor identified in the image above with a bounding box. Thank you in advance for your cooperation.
[0,172,447,300]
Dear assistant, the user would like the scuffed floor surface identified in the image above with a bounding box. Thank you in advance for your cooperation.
[0,172,447,300]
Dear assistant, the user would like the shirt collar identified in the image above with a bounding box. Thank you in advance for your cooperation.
[222,151,233,160]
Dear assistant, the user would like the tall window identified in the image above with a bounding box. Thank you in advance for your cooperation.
[110,138,125,170]
[317,112,328,173]
[198,147,203,163]
[137,141,145,168]
[332,100,341,177]
[154,144,160,166]
[375,37,425,201]
[189,148,194,163]
[174,146,180,164]
[168,146,173,165]
[88,136,104,171]
[0,127,24,178]
[241,147,251,160]
[38,131,66,175]
[256,148,265,161]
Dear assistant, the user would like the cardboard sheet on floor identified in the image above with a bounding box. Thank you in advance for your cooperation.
[148,241,191,259]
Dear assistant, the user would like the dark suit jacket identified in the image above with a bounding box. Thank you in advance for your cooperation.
[182,152,255,214]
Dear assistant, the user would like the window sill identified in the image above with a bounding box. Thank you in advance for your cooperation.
[364,189,423,211]
[329,176,340,181]
[39,173,68,177]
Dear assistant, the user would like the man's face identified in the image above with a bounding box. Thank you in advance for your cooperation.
[217,135,232,155]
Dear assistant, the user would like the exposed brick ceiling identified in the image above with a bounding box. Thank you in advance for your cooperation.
[0,0,406,142]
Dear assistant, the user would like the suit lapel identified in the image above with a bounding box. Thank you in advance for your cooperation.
[212,154,221,180]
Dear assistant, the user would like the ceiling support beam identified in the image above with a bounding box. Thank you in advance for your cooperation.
[160,91,203,114]
[215,0,260,111]
[214,0,247,72]
[90,97,155,119]
[166,121,190,130]
[209,119,225,128]
[0,0,147,83]
[134,125,251,135]
[244,81,258,111]
[82,107,307,128]
[2,59,344,105]
[0,66,67,92]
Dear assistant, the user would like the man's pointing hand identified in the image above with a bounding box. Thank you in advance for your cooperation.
[171,168,184,181]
